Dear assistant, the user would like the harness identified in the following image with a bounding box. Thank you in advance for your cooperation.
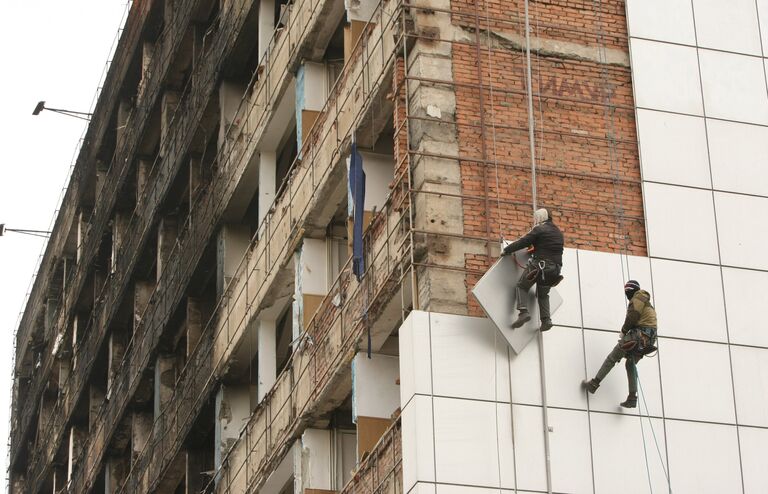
[525,257,563,286]
[621,326,658,356]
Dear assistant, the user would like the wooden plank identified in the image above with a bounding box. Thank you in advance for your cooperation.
[356,416,392,459]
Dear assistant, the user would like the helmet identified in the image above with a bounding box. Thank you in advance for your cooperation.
[533,208,549,225]
[624,280,640,300]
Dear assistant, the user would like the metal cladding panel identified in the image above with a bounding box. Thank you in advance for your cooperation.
[471,254,562,355]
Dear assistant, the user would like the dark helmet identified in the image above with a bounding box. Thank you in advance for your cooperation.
[624,280,641,300]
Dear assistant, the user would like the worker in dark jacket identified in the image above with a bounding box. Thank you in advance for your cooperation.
[584,280,658,408]
[501,208,564,332]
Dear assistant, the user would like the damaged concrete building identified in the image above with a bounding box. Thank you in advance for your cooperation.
[9,0,768,493]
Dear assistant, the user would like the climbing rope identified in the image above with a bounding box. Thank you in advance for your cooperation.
[636,367,673,492]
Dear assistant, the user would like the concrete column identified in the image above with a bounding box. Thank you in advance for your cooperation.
[297,429,332,491]
[258,151,277,227]
[134,280,155,333]
[296,62,327,153]
[157,215,179,283]
[95,160,107,202]
[186,297,203,359]
[294,238,328,337]
[67,424,87,480]
[185,449,205,494]
[71,313,84,371]
[111,212,129,274]
[105,455,130,494]
[154,354,177,419]
[131,411,153,465]
[258,0,276,62]
[107,329,128,397]
[139,40,154,98]
[117,98,132,147]
[76,209,88,264]
[52,465,67,494]
[44,297,59,342]
[136,158,152,206]
[218,81,247,152]
[406,4,479,314]
[88,383,106,429]
[37,393,55,445]
[257,318,277,402]
[189,155,203,205]
[214,385,251,481]
[160,91,181,153]
[216,224,250,297]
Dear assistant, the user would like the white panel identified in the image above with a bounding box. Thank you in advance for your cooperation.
[401,395,435,491]
[360,152,395,210]
[553,248,582,328]
[730,346,768,427]
[511,405,547,492]
[699,50,768,125]
[398,310,432,407]
[715,192,768,270]
[759,0,768,55]
[625,0,695,44]
[659,339,736,423]
[300,238,327,295]
[722,267,768,347]
[410,483,436,494]
[643,182,719,264]
[590,413,669,494]
[578,249,629,331]
[432,397,499,488]
[584,329,664,416]
[499,328,543,406]
[543,326,588,410]
[496,404,517,489]
[471,255,563,354]
[666,421,742,494]
[430,313,497,402]
[629,39,703,115]
[353,353,400,420]
[707,119,768,197]
[692,0,762,55]
[650,258,727,342]
[548,409,593,494]
[739,426,768,493]
[635,110,711,188]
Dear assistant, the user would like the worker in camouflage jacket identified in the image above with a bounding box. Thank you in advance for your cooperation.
[584,280,658,408]
[501,208,564,332]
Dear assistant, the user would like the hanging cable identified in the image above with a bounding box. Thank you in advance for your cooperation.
[522,2,552,493]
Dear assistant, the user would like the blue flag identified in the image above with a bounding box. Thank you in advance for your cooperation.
[349,143,366,281]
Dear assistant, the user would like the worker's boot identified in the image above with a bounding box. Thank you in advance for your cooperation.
[511,309,531,329]
[620,393,638,408]
[539,318,553,332]
[583,378,600,394]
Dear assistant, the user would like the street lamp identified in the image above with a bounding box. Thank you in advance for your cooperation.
[32,101,92,121]
[0,224,51,239]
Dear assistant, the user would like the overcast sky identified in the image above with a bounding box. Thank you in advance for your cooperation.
[0,1,130,486]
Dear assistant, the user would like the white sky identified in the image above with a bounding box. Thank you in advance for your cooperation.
[0,1,130,487]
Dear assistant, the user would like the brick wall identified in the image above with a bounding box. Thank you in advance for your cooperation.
[449,0,645,316]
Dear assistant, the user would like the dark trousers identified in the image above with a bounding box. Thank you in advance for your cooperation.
[594,332,642,394]
[515,262,552,321]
